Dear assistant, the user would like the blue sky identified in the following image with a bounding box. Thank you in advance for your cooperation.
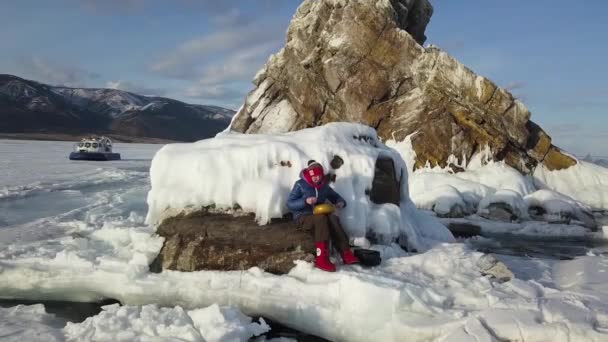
[1,0,606,155]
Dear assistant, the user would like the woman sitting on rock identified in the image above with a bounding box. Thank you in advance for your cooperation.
[287,160,359,272]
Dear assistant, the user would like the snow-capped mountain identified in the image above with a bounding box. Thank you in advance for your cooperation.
[582,154,608,168]
[0,74,235,141]
[52,87,148,118]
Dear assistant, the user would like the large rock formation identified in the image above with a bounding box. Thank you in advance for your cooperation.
[230,0,575,173]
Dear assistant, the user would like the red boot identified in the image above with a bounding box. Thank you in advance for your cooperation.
[341,249,360,265]
[315,241,336,272]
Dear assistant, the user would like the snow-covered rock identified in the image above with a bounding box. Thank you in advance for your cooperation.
[534,160,608,211]
[392,135,601,230]
[146,123,454,252]
[408,159,534,219]
[478,189,528,222]
[525,189,597,229]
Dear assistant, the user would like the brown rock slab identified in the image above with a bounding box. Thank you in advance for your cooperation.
[543,146,577,171]
[150,210,315,275]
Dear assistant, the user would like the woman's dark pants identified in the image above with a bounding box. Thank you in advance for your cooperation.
[298,214,350,252]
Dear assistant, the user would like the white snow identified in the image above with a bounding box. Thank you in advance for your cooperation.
[139,101,166,111]
[64,304,269,342]
[524,189,594,224]
[147,123,454,252]
[52,87,146,117]
[534,160,608,210]
[0,303,270,342]
[478,189,528,219]
[385,134,417,177]
[2,242,608,341]
[388,134,605,235]
[407,161,534,218]
[224,105,244,132]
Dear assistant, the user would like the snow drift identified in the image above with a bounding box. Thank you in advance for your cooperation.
[146,123,454,252]
[534,160,608,210]
[2,238,607,342]
[388,135,603,229]
[0,303,270,342]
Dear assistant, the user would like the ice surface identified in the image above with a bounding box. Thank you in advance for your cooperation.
[0,140,160,253]
[0,304,65,342]
[442,216,593,238]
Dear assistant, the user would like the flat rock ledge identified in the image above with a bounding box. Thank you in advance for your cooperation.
[150,209,315,275]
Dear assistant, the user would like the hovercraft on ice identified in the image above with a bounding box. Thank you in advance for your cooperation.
[69,136,121,161]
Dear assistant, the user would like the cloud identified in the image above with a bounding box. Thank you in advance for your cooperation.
[550,131,608,157]
[184,84,243,99]
[151,23,285,80]
[152,17,288,108]
[545,123,583,135]
[178,42,279,108]
[184,84,245,110]
[78,0,293,19]
[105,80,167,96]
[18,57,99,87]
[504,81,527,91]
[432,40,466,52]
[543,122,608,156]
[78,0,144,13]
[557,88,608,108]
[145,0,296,108]
[198,43,277,85]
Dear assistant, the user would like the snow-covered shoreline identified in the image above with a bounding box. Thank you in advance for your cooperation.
[2,242,608,341]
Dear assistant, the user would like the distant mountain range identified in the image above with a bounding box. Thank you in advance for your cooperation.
[582,154,608,168]
[0,74,235,142]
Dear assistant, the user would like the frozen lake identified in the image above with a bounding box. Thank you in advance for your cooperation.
[0,139,161,247]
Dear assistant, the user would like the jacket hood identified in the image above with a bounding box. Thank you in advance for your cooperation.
[300,168,326,189]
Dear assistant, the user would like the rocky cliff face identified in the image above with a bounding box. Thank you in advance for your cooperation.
[230,0,575,173]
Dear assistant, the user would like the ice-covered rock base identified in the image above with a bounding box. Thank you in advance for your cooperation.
[2,236,608,341]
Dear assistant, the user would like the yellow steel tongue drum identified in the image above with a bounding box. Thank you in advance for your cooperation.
[313,203,336,215]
